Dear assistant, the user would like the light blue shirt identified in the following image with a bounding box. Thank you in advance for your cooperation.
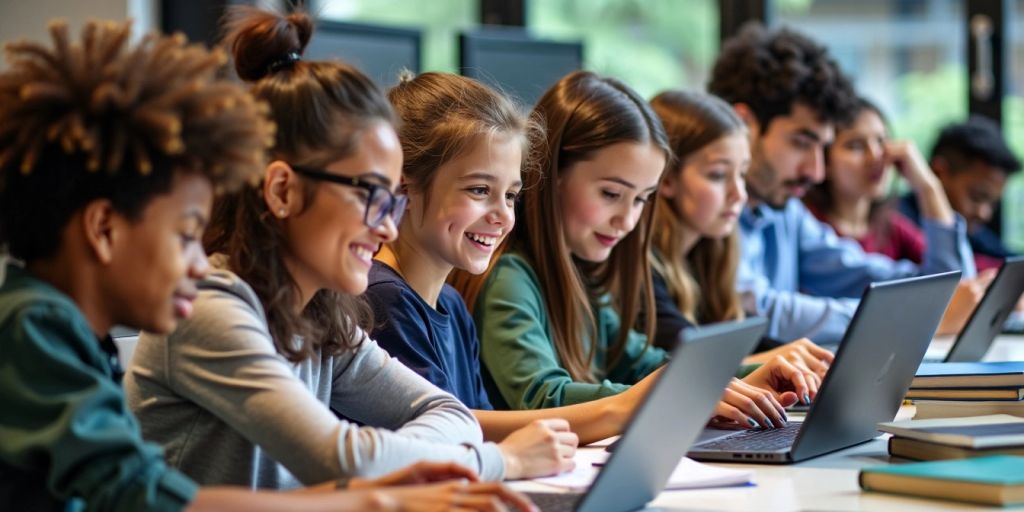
[737,199,976,344]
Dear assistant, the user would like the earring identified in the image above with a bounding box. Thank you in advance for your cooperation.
[278,208,286,218]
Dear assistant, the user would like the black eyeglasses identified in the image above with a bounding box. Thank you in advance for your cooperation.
[291,165,407,229]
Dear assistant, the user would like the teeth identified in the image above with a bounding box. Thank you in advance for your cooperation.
[353,246,372,260]
[466,233,497,247]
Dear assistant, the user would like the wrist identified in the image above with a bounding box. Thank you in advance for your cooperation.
[499,444,522,480]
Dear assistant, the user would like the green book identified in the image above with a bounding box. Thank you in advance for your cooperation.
[860,455,1024,506]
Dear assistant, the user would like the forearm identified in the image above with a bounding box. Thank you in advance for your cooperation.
[188,488,381,512]
[473,396,629,445]
[913,179,955,226]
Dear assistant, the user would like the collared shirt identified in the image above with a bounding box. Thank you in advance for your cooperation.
[737,199,975,345]
[0,264,197,512]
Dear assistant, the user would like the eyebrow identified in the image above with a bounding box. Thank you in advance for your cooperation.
[600,176,658,192]
[356,171,392,188]
[458,171,523,188]
[794,128,825,143]
[183,210,208,228]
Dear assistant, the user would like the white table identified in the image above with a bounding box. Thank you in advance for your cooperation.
[516,335,1024,511]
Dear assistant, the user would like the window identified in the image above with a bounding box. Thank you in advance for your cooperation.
[527,0,718,99]
[315,0,478,73]
[775,0,967,153]
[1000,0,1024,251]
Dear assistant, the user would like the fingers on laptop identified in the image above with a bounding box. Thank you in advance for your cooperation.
[718,378,788,429]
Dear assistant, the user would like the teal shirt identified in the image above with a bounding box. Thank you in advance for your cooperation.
[0,264,197,511]
[474,253,667,409]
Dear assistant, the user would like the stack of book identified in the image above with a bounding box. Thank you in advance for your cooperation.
[878,414,1024,461]
[908,362,1024,412]
[859,455,1024,507]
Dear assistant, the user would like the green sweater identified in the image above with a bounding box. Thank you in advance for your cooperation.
[474,253,668,409]
[0,264,196,511]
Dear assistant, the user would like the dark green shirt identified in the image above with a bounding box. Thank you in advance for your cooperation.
[0,264,197,511]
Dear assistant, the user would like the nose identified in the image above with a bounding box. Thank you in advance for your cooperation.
[730,174,748,205]
[489,199,515,227]
[803,147,826,184]
[867,141,885,166]
[977,202,994,223]
[613,201,643,234]
[187,244,210,280]
[375,215,399,243]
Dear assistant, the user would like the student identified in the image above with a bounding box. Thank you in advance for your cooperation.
[125,7,564,490]
[454,70,818,430]
[0,19,531,512]
[647,90,834,376]
[804,98,927,262]
[898,117,1022,271]
[709,24,977,345]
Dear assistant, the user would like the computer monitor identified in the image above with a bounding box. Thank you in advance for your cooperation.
[305,20,422,88]
[459,27,583,107]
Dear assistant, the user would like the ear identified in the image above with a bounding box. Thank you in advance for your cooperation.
[659,169,680,199]
[263,161,304,219]
[732,103,762,141]
[930,156,950,179]
[80,199,118,264]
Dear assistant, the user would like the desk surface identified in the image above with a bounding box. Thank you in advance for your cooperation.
[516,335,1024,511]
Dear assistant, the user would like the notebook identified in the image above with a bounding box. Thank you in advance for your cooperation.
[912,361,1024,388]
[878,415,1024,449]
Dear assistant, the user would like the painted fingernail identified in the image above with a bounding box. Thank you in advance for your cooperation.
[747,418,759,428]
[782,411,789,423]
[761,418,774,429]
[803,393,811,405]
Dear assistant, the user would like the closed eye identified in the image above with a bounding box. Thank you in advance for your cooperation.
[467,186,489,197]
[601,189,621,201]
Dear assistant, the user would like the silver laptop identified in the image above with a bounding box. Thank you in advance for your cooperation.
[688,271,961,464]
[938,256,1024,362]
[526,317,766,512]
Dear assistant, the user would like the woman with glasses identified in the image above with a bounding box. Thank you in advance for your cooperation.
[124,7,543,496]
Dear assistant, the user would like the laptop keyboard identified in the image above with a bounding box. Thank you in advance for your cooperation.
[525,491,583,512]
[695,422,802,451]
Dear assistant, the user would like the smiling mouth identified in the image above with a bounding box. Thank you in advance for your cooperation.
[351,244,374,265]
[465,232,498,249]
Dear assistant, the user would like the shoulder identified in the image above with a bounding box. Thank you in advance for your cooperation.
[365,262,419,306]
[0,271,94,355]
[168,268,273,350]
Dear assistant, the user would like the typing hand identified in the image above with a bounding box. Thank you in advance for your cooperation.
[349,461,480,489]
[742,355,821,412]
[709,377,793,430]
[743,338,834,378]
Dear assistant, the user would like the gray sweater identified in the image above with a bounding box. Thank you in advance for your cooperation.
[124,269,505,489]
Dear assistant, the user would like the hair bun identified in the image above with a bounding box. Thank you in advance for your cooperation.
[224,6,314,81]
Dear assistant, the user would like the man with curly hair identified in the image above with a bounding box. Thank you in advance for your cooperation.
[708,24,976,345]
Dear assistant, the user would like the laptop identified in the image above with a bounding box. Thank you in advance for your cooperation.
[938,256,1024,362]
[687,271,961,464]
[526,317,766,512]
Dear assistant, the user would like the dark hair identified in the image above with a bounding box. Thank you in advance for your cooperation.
[457,71,671,382]
[708,23,857,130]
[930,116,1022,175]
[205,6,397,363]
[649,90,745,329]
[0,20,272,263]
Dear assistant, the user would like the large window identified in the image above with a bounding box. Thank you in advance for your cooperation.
[776,0,967,153]
[527,0,718,99]
[1000,0,1024,251]
[315,0,478,73]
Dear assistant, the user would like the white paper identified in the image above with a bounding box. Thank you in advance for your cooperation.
[531,448,752,491]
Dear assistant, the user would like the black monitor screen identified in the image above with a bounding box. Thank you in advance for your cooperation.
[459,29,583,107]
[306,20,421,88]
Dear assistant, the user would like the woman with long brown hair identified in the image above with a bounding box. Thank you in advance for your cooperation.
[454,71,819,430]
[648,90,834,376]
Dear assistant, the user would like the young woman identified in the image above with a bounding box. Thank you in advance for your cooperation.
[0,18,530,512]
[125,7,565,491]
[647,90,834,377]
[366,71,662,446]
[454,71,819,430]
[803,98,994,334]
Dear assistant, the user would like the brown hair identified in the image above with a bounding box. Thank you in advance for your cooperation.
[205,6,397,362]
[649,90,745,333]
[386,72,542,290]
[456,71,671,382]
[0,20,272,262]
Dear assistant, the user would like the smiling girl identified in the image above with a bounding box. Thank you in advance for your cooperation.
[455,72,818,430]
[366,72,658,450]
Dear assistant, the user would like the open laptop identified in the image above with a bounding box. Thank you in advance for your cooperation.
[937,256,1024,362]
[526,317,766,512]
[688,271,961,464]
